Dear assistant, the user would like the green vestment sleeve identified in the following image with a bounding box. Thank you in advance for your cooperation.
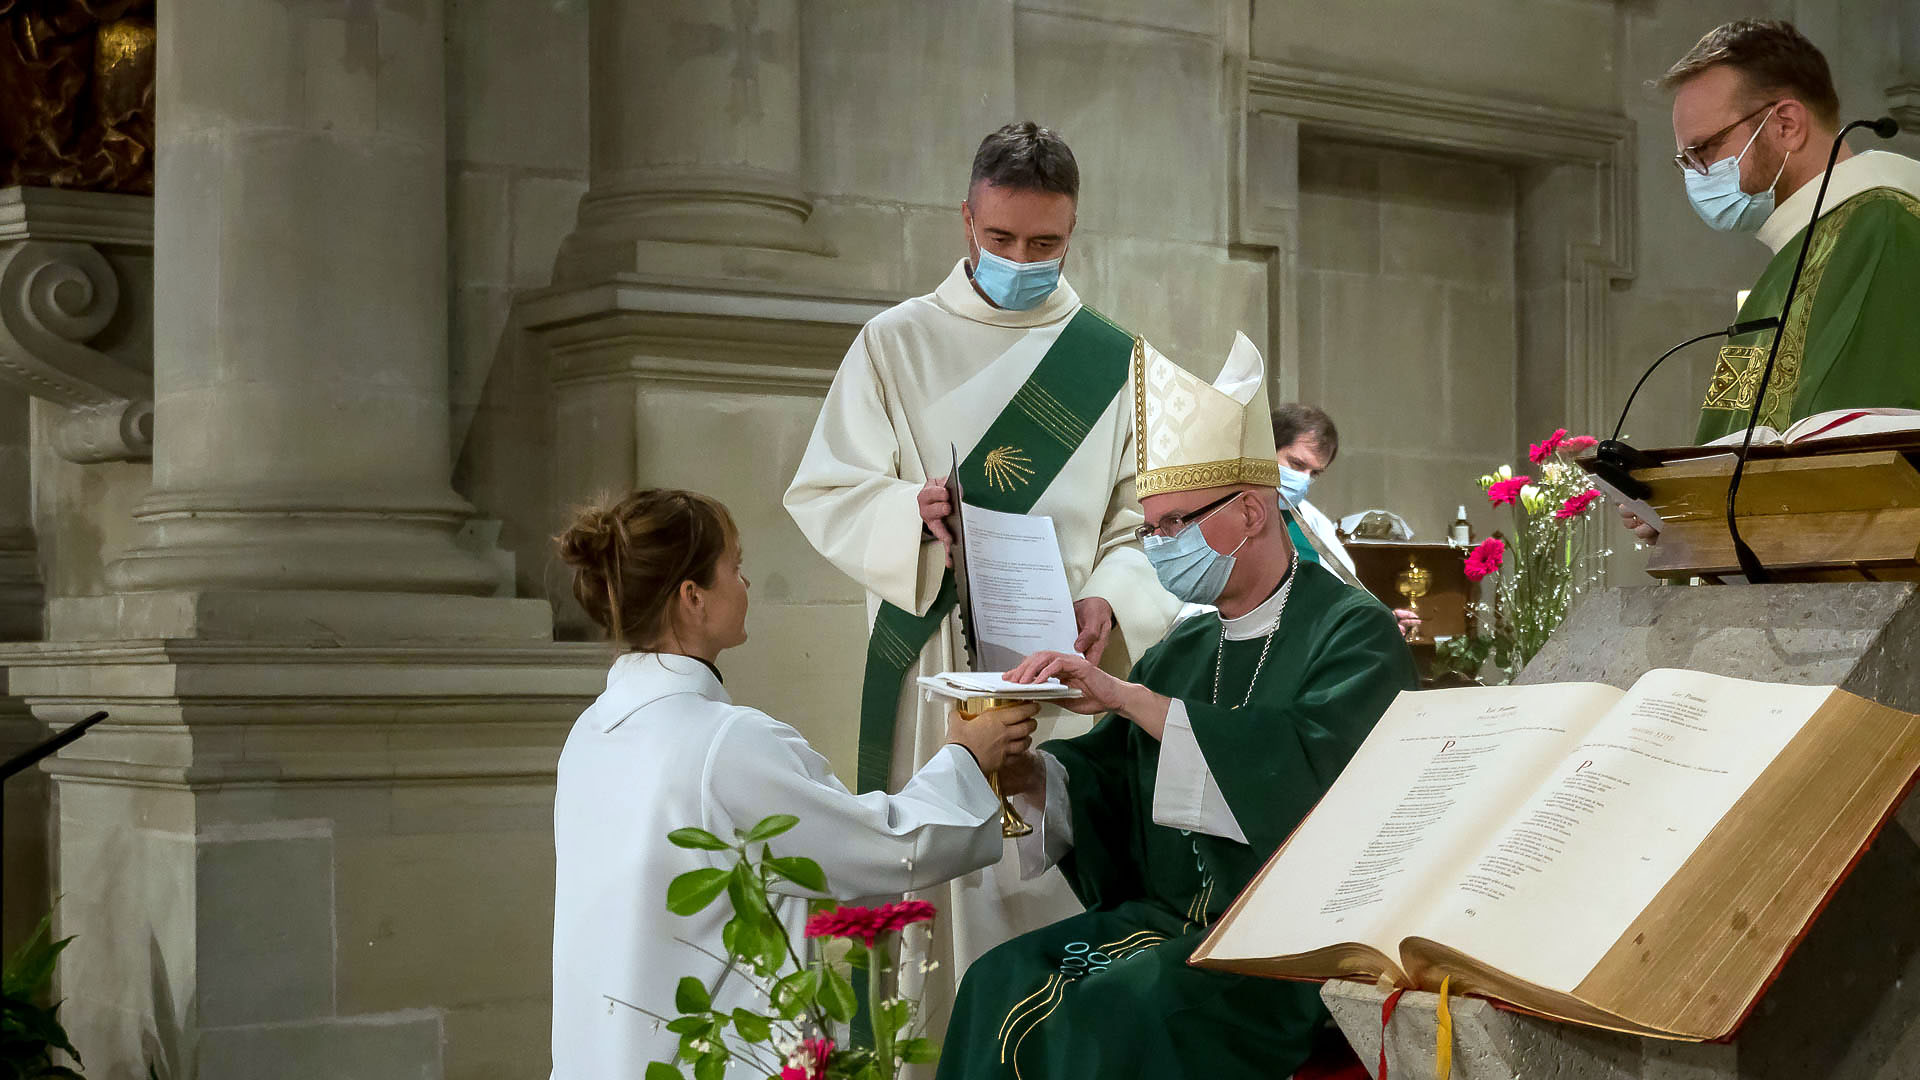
[1183,597,1416,855]
[1043,654,1160,912]
[1696,188,1920,443]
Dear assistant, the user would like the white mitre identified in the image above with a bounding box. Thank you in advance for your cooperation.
[1135,331,1280,498]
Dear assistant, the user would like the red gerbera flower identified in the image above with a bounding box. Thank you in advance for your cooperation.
[1464,537,1505,582]
[1527,429,1568,464]
[804,900,937,947]
[1556,488,1602,520]
[1486,476,1531,506]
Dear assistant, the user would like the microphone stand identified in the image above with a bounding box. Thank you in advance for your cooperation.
[1593,316,1781,501]
[0,711,106,783]
[1725,117,1900,583]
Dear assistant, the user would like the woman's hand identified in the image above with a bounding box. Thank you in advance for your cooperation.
[944,702,1039,775]
[996,750,1047,800]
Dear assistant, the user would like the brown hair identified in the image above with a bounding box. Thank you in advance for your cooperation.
[556,489,738,648]
[1271,403,1339,466]
[970,121,1079,200]
[1660,20,1840,127]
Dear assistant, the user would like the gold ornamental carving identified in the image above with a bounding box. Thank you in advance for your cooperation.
[0,1,156,195]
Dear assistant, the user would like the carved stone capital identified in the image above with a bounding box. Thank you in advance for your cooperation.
[0,187,154,462]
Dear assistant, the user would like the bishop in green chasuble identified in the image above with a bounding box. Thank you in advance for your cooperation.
[1695,152,1920,443]
[935,333,1417,1079]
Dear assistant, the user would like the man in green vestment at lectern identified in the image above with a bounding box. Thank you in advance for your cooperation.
[933,332,1417,1079]
[1620,19,1920,542]
[1668,20,1920,444]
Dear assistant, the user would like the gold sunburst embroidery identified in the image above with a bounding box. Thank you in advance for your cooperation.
[983,445,1035,492]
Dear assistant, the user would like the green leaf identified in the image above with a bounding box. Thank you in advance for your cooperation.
[667,827,733,851]
[666,868,731,917]
[665,1016,705,1035]
[841,938,870,971]
[820,965,858,1024]
[731,1008,772,1043]
[727,864,763,919]
[772,969,820,1018]
[645,1063,685,1080]
[740,814,799,844]
[765,856,828,894]
[1,914,68,999]
[876,997,911,1039]
[674,976,711,1014]
[898,1037,941,1064]
[694,1053,726,1080]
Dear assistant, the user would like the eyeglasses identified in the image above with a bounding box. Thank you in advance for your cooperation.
[1134,491,1243,541]
[1672,101,1780,175]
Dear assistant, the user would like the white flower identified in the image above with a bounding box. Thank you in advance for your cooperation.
[1498,464,1513,480]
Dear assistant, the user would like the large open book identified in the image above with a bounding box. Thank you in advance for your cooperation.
[1701,406,1920,448]
[1189,669,1920,1040]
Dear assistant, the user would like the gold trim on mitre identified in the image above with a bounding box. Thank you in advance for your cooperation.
[1138,457,1282,498]
[1134,330,1281,499]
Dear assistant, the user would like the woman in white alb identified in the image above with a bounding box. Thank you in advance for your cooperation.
[549,489,1037,1079]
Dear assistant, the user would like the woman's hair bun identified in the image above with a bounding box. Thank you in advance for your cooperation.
[553,490,737,647]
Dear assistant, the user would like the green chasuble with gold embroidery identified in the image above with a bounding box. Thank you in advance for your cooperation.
[1696,187,1920,443]
[935,563,1416,1080]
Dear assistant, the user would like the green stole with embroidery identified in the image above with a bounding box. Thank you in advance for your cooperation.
[1695,187,1920,443]
[856,307,1134,794]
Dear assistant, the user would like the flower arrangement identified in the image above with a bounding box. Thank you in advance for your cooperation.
[639,814,940,1080]
[1434,429,1610,685]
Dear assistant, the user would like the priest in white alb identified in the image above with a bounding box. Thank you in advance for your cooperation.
[783,122,1179,1034]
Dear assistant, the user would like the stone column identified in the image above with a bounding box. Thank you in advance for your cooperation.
[107,0,496,597]
[0,4,609,1077]
[528,0,882,766]
[558,0,824,280]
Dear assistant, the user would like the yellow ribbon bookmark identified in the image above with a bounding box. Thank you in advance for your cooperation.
[1435,976,1454,1080]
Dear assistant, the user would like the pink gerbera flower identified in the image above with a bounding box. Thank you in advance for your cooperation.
[1556,488,1602,520]
[1464,537,1505,582]
[1562,435,1598,453]
[781,1037,834,1080]
[1486,476,1531,506]
[1527,429,1568,464]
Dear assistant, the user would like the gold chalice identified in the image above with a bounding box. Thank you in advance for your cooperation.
[960,695,1033,838]
[1396,558,1431,618]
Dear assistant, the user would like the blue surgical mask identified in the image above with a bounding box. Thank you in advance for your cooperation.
[1277,465,1313,509]
[1143,498,1248,605]
[969,225,1063,311]
[1684,107,1788,233]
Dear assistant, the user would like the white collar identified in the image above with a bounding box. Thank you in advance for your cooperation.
[1221,565,1299,641]
[1758,150,1920,253]
[931,258,1082,329]
[598,652,730,730]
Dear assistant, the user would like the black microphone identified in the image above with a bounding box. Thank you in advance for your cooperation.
[1591,315,1783,500]
[1724,116,1900,583]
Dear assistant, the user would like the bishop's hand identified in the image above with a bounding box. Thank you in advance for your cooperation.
[1006,650,1128,717]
